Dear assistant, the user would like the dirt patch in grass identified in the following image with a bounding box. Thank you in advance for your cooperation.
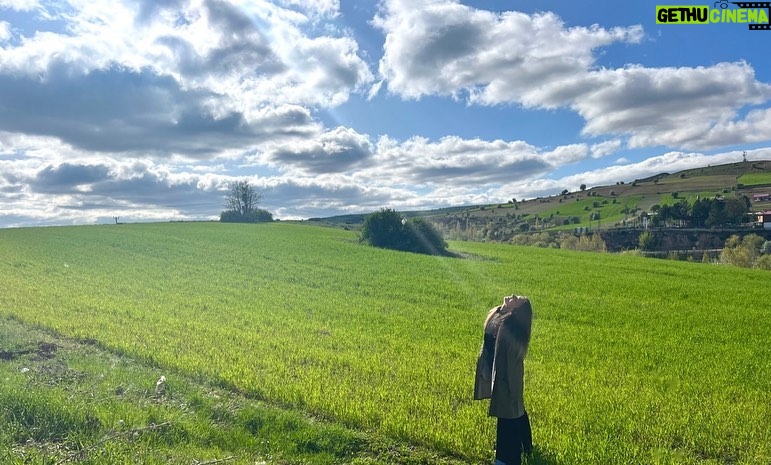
[0,341,58,361]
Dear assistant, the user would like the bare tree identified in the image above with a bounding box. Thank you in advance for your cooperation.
[225,180,263,215]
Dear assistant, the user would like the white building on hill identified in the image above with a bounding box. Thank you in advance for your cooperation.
[756,211,771,230]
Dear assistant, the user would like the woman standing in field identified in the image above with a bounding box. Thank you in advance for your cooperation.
[474,295,533,465]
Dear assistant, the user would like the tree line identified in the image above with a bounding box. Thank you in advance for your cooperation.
[649,195,751,228]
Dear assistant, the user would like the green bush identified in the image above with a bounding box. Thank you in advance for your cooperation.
[638,231,654,251]
[359,209,447,255]
[510,232,556,248]
[720,234,766,269]
[559,233,607,252]
[403,217,448,255]
[359,208,405,250]
[220,209,273,223]
[755,254,771,270]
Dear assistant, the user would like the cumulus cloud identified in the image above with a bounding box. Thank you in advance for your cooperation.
[542,144,588,166]
[575,62,771,150]
[373,0,771,150]
[2,0,771,228]
[257,129,590,184]
[0,155,233,226]
[590,140,623,159]
[20,158,226,204]
[31,163,112,193]
[373,0,642,105]
[511,148,771,200]
[368,136,593,186]
[260,175,404,214]
[0,0,372,158]
[678,106,771,149]
[0,0,39,11]
[260,126,374,174]
[372,136,543,184]
[0,67,321,157]
[626,149,771,178]
[0,129,596,226]
[4,143,771,228]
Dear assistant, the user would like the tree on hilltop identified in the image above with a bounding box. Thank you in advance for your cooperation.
[226,180,262,215]
[220,180,273,223]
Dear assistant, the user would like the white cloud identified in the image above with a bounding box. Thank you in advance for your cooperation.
[2,0,771,228]
[0,0,372,158]
[367,80,383,100]
[0,21,11,42]
[371,135,551,184]
[526,148,771,197]
[542,144,588,166]
[590,139,623,158]
[259,126,374,174]
[0,129,598,226]
[256,130,592,184]
[277,0,340,19]
[373,0,642,105]
[4,141,771,227]
[0,0,39,11]
[575,62,771,150]
[689,106,771,149]
[0,154,234,226]
[372,0,771,151]
[272,34,374,107]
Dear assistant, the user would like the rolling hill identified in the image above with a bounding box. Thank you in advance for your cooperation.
[315,160,771,232]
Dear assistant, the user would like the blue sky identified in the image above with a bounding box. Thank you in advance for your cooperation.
[1,0,770,227]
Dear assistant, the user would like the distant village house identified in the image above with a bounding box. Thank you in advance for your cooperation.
[757,211,771,230]
[753,193,770,202]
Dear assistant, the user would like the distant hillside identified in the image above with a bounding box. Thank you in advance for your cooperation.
[314,160,771,233]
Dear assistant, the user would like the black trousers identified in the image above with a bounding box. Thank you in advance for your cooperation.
[495,411,532,465]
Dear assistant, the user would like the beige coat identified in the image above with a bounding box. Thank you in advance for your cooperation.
[474,299,532,419]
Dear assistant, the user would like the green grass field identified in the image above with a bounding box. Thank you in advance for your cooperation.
[2,222,770,464]
[739,172,771,187]
[537,195,643,229]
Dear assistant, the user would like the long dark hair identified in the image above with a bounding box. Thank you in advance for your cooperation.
[498,299,532,358]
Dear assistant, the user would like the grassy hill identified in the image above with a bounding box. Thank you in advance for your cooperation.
[1,222,770,463]
[317,160,771,231]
